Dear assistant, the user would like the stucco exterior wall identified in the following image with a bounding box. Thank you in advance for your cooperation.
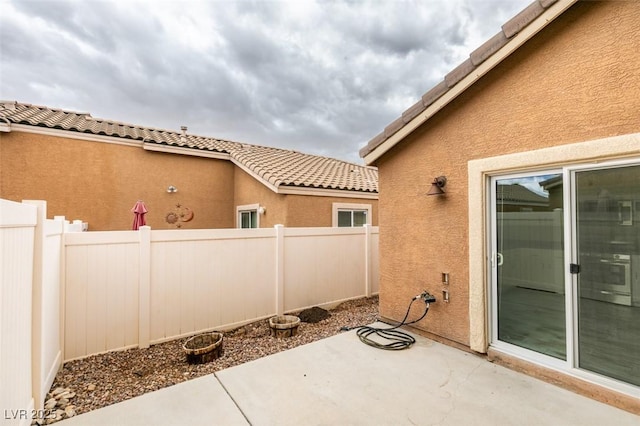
[285,193,378,228]
[375,1,640,347]
[0,131,235,230]
[0,130,378,231]
[233,166,289,227]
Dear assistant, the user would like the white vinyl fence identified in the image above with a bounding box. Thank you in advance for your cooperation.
[1,200,65,426]
[1,199,37,426]
[26,201,64,417]
[0,197,378,423]
[63,225,379,361]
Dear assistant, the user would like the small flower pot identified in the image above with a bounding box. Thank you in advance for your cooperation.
[183,332,223,364]
[269,315,301,338]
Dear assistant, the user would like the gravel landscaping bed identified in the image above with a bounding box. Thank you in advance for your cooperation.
[44,296,378,424]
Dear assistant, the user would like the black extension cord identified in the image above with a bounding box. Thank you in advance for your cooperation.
[342,292,435,350]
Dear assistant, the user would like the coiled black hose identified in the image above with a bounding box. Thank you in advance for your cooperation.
[343,294,433,350]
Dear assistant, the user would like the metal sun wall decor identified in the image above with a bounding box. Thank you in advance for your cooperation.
[165,203,194,228]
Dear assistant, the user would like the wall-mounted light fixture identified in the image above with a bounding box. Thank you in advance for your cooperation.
[427,176,447,196]
[167,185,178,193]
[258,206,266,215]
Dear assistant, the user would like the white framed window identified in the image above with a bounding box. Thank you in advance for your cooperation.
[332,203,372,227]
[236,204,260,228]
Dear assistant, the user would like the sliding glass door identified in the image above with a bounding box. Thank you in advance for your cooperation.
[492,172,566,360]
[574,165,640,386]
[491,162,640,390]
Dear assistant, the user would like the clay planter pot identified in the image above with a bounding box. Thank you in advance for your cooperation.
[183,332,223,364]
[269,315,301,338]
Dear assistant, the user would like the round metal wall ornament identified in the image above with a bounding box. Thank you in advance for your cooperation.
[165,204,195,228]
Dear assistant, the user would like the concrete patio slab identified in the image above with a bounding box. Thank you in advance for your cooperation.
[57,324,638,425]
[217,324,638,426]
[57,374,248,426]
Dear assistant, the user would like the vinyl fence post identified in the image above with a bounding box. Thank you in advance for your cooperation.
[55,215,66,367]
[364,224,372,297]
[275,224,285,315]
[24,200,46,412]
[138,226,151,349]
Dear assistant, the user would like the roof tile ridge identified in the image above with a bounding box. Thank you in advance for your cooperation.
[11,101,93,117]
[229,147,275,178]
[9,102,245,148]
[87,115,181,135]
[242,142,368,169]
[234,155,284,187]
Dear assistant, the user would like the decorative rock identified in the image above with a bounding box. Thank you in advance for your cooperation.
[64,406,76,417]
[51,387,65,396]
[87,383,96,391]
[41,387,78,423]
[56,390,73,400]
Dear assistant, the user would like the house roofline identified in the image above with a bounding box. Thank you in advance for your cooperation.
[143,142,230,160]
[278,186,378,199]
[361,0,577,165]
[3,105,378,197]
[5,123,143,148]
[231,157,282,193]
[231,156,379,199]
[0,101,377,198]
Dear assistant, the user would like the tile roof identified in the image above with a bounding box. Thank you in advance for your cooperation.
[231,144,377,192]
[359,0,574,162]
[497,184,549,205]
[0,101,377,194]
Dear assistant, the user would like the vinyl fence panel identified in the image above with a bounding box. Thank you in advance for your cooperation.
[282,227,367,311]
[0,199,37,426]
[62,226,378,361]
[149,229,276,344]
[64,232,140,360]
[23,200,64,415]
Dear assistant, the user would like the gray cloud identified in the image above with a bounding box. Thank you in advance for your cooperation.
[1,0,531,163]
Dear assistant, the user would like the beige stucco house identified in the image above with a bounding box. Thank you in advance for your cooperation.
[361,0,639,413]
[0,102,377,230]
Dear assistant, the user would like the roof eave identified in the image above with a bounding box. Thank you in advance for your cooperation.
[143,142,230,160]
[362,0,577,166]
[278,186,379,199]
[6,123,143,147]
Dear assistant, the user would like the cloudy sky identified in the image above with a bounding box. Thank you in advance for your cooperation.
[1,0,530,164]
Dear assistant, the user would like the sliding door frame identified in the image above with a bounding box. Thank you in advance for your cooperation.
[487,158,640,397]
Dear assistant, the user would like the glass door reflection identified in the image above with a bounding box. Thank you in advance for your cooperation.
[575,165,640,386]
[495,173,566,359]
